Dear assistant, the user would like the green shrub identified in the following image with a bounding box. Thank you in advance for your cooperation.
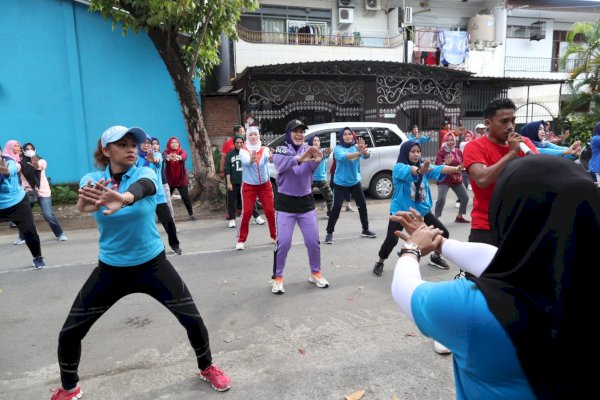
[52,184,79,205]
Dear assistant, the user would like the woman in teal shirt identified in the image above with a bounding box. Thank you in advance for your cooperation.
[50,126,230,400]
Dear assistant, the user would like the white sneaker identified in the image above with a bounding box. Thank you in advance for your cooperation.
[433,340,452,355]
[455,201,460,208]
[253,216,266,225]
[235,242,245,250]
[308,273,329,288]
[467,184,472,191]
[58,234,68,241]
[272,278,285,294]
[228,220,236,228]
[13,238,25,245]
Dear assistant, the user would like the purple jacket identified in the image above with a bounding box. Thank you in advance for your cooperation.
[273,143,319,196]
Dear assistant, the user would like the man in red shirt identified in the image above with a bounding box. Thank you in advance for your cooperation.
[463,98,539,245]
[438,120,451,147]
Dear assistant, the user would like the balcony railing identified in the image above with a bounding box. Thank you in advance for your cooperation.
[236,25,403,48]
[504,56,584,73]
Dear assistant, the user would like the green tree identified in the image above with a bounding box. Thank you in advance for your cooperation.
[90,0,258,201]
[561,20,600,123]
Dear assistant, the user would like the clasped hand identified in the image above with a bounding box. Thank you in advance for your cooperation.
[78,178,127,215]
[298,146,323,163]
[390,208,444,256]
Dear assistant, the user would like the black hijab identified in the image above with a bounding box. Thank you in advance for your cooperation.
[398,140,424,202]
[20,142,42,189]
[519,120,545,144]
[470,155,599,399]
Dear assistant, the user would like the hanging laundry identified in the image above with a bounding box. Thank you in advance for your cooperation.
[438,31,469,65]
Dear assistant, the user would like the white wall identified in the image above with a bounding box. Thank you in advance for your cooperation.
[505,18,554,59]
[234,40,404,73]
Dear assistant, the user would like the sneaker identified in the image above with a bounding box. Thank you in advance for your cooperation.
[50,386,83,400]
[172,246,183,255]
[228,220,236,228]
[455,200,460,208]
[189,215,197,221]
[308,272,329,288]
[58,234,68,241]
[433,340,452,355]
[455,216,470,223]
[198,364,231,392]
[253,216,266,225]
[361,229,376,238]
[324,232,333,244]
[372,261,384,277]
[467,184,472,191]
[454,270,466,280]
[345,204,355,212]
[272,277,285,294]
[428,253,450,270]
[235,242,245,250]
[33,256,46,269]
[13,238,25,245]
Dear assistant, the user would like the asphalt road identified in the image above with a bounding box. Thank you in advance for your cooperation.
[0,191,473,400]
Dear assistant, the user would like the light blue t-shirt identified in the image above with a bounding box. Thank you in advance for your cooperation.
[0,158,26,210]
[80,165,163,266]
[389,163,445,216]
[411,279,535,400]
[535,141,576,159]
[333,145,368,187]
[312,151,330,182]
[137,151,166,204]
[407,134,431,144]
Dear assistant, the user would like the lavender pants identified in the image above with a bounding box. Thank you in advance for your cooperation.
[273,210,320,278]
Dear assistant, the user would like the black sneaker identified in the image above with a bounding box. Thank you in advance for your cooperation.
[454,270,466,280]
[372,261,384,277]
[428,253,450,270]
[172,246,183,255]
[189,215,197,221]
[361,229,376,238]
[324,232,333,244]
[32,256,45,269]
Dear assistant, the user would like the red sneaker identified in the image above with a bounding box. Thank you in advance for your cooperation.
[455,216,470,223]
[50,386,82,400]
[198,364,231,391]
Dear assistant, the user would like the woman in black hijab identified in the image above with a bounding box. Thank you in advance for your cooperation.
[16,142,67,243]
[391,154,599,399]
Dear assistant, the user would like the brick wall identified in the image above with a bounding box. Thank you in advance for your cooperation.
[202,96,241,147]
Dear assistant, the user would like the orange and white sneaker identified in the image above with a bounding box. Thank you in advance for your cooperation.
[309,272,329,288]
[198,364,231,391]
[272,277,284,294]
[50,386,82,400]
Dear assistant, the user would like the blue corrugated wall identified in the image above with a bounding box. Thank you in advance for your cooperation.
[0,0,193,183]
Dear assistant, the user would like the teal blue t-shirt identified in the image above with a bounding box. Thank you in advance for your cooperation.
[0,158,26,209]
[312,152,329,182]
[80,165,163,266]
[137,151,166,204]
[333,145,367,187]
[411,279,535,400]
[389,163,445,216]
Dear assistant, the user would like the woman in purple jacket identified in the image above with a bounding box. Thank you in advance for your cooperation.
[271,119,329,294]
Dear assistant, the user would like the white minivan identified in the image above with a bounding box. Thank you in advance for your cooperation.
[267,122,408,199]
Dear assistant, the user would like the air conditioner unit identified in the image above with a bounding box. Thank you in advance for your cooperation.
[339,7,354,24]
[338,0,356,8]
[403,7,413,25]
[365,0,381,11]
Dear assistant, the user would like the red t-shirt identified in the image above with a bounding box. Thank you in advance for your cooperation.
[221,137,235,155]
[463,136,539,230]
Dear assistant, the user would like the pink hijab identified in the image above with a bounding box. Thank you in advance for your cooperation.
[2,140,21,162]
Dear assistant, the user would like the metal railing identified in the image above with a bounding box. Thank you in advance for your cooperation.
[236,25,403,48]
[504,56,584,73]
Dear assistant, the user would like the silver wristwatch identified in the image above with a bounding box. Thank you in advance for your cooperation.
[398,242,422,261]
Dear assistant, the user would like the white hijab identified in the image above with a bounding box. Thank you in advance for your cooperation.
[245,126,262,152]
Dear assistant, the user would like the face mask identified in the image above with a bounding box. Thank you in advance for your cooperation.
[24,149,36,158]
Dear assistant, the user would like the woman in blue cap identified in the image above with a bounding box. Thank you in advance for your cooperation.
[49,126,230,400]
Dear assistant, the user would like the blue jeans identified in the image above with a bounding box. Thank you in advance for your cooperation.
[19,196,64,239]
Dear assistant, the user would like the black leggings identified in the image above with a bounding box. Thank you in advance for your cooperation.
[326,183,368,233]
[170,186,193,216]
[156,203,179,248]
[0,196,41,258]
[377,212,449,261]
[57,252,211,390]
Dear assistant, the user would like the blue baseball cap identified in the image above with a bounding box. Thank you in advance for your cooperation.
[100,126,148,147]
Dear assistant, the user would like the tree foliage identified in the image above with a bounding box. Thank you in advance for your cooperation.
[88,0,258,202]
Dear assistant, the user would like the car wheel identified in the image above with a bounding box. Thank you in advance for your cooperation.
[369,172,393,199]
